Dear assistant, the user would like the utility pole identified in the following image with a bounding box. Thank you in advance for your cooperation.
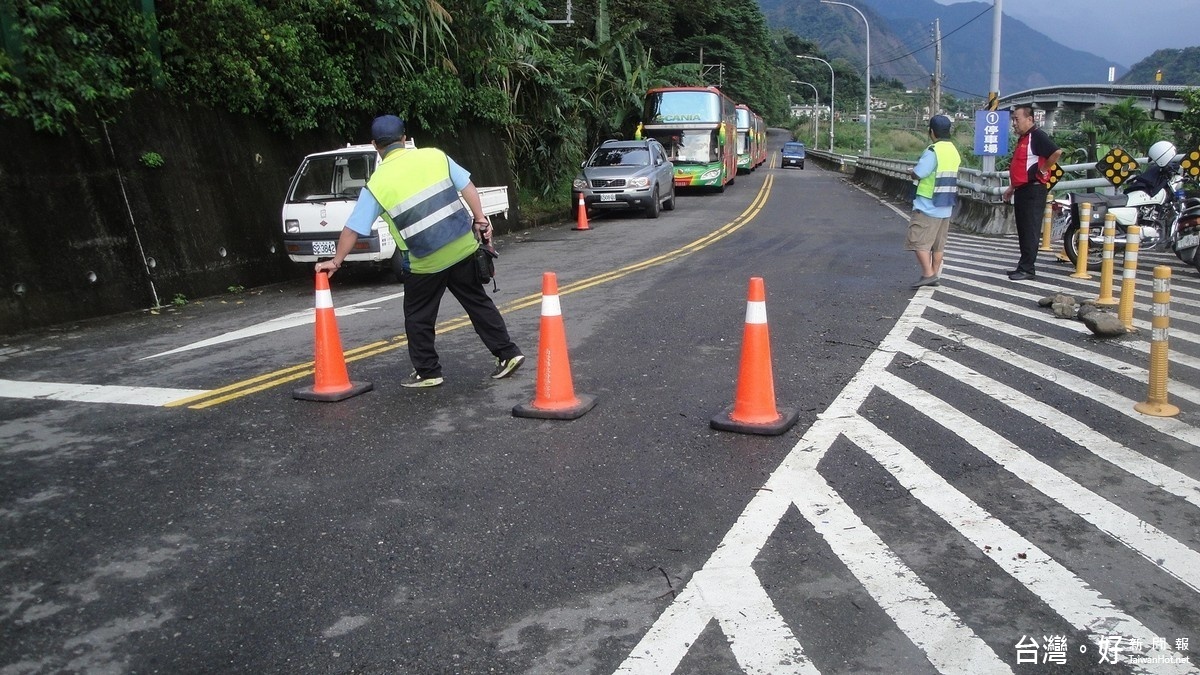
[982,0,1002,175]
[930,19,942,115]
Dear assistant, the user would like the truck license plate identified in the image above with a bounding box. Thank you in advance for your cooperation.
[600,193,616,202]
[312,240,337,256]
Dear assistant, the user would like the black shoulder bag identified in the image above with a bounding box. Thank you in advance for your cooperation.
[474,235,499,292]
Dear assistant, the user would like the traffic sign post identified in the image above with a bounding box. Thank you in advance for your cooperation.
[974,110,1009,156]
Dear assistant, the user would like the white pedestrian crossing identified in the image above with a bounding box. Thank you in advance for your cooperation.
[617,231,1199,673]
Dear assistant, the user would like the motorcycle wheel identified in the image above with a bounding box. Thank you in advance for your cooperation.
[1062,223,1105,271]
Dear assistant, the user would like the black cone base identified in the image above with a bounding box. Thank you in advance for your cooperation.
[710,405,799,436]
[293,380,374,402]
[513,393,597,420]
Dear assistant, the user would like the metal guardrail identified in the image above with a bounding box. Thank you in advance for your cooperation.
[807,148,1136,203]
[807,148,857,170]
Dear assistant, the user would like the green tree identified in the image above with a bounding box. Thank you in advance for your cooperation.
[0,0,159,133]
[1172,87,1200,150]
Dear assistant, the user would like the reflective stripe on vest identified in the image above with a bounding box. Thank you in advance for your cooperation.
[916,141,960,208]
[367,148,471,259]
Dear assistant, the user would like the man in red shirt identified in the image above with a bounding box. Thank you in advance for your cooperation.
[1002,105,1062,281]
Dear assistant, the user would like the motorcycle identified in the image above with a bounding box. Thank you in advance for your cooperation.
[1055,140,1185,270]
[1174,197,1200,274]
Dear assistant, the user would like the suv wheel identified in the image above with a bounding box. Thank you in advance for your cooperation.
[663,184,676,211]
[646,187,661,219]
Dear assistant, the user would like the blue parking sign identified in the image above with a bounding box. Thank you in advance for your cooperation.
[974,110,1009,156]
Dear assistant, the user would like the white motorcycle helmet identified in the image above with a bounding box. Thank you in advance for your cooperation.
[1148,140,1177,167]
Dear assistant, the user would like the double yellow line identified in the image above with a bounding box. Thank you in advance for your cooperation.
[172,174,774,409]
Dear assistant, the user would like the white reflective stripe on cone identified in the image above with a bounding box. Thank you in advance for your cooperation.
[542,295,562,317]
[744,300,767,325]
[315,289,334,309]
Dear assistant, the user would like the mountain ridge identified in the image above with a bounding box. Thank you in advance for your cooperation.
[759,0,1125,99]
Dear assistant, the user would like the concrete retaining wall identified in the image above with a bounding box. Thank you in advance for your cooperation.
[0,95,516,335]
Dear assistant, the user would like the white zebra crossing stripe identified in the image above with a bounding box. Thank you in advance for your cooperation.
[919,302,1200,404]
[618,298,1015,673]
[840,417,1193,675]
[921,300,1200,447]
[910,321,1200,508]
[776,430,1010,675]
[877,371,1200,595]
[618,239,1199,672]
[930,283,1200,372]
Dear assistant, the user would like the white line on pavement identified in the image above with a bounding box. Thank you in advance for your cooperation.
[141,291,404,359]
[0,378,208,407]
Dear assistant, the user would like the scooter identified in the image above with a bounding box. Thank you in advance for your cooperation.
[1056,141,1183,270]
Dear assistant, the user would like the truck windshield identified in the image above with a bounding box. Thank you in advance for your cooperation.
[287,153,376,202]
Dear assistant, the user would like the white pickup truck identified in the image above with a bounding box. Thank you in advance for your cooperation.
[281,143,510,278]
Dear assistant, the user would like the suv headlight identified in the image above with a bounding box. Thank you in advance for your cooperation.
[629,176,650,188]
[285,219,300,234]
[572,178,588,190]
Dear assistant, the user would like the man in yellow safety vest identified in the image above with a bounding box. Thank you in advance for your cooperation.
[314,115,524,388]
[907,114,961,289]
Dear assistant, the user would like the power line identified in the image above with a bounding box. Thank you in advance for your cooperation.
[943,83,986,99]
[869,4,993,68]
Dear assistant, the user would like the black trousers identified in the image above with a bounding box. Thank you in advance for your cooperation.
[1013,183,1048,274]
[403,255,520,377]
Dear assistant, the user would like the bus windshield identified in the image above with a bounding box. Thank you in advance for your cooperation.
[644,129,719,165]
[643,91,721,125]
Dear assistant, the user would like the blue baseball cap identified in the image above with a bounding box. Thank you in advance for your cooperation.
[371,115,405,144]
[928,114,952,138]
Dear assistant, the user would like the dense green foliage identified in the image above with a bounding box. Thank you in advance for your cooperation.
[0,0,160,134]
[1173,88,1200,149]
[8,0,1196,202]
[0,0,804,205]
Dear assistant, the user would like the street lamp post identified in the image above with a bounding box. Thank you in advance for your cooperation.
[790,80,820,147]
[795,55,835,152]
[820,0,870,156]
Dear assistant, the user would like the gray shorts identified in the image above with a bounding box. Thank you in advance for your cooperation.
[906,211,950,252]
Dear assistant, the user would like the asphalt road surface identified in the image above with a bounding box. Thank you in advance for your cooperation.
[2,130,1198,674]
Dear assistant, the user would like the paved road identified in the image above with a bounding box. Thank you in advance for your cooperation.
[2,134,1198,674]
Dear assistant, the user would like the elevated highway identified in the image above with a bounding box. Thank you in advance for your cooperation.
[999,83,1191,127]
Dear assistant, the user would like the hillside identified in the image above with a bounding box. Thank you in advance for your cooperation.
[756,0,927,88]
[758,0,1122,97]
[1119,47,1200,85]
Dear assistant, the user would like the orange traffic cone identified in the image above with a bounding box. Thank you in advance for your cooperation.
[513,272,596,420]
[572,193,591,231]
[710,277,798,435]
[293,272,374,402]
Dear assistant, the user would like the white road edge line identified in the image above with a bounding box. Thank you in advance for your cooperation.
[0,378,208,407]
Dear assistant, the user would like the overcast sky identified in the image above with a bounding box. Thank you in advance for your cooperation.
[934,0,1200,67]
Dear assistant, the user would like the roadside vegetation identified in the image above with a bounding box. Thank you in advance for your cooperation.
[5,1,1200,219]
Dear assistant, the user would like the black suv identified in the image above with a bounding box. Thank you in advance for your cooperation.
[573,139,677,218]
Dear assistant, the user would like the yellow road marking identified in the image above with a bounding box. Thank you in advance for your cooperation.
[178,175,774,409]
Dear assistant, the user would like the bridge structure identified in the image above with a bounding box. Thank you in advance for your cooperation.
[998,83,1192,129]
